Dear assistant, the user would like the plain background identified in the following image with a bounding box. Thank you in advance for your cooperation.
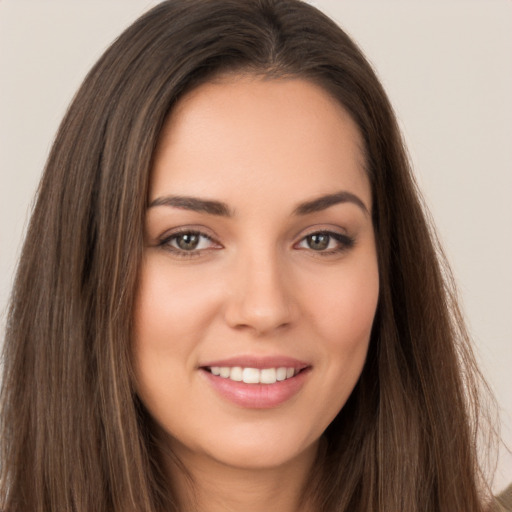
[1,0,511,492]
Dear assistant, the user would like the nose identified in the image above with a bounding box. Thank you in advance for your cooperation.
[223,249,297,336]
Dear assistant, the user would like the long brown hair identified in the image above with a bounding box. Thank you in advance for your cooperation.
[0,1,496,510]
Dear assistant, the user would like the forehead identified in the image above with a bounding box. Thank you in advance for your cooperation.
[150,76,370,211]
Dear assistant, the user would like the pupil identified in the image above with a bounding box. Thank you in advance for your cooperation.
[308,233,329,250]
[178,233,199,250]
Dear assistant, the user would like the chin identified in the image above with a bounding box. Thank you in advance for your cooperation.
[178,424,321,472]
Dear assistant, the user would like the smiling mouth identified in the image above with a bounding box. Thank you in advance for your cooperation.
[200,362,310,408]
[204,366,303,384]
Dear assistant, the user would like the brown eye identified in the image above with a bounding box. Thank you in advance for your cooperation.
[306,233,330,251]
[175,233,201,251]
[296,230,355,254]
[160,230,219,255]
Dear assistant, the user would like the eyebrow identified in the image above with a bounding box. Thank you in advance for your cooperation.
[293,191,369,216]
[148,195,232,216]
[148,190,369,217]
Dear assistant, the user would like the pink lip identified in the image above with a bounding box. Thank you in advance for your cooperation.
[199,355,311,409]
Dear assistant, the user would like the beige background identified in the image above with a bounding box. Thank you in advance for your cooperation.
[1,0,510,491]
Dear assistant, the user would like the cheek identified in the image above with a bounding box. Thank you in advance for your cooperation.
[131,257,223,409]
[308,258,379,353]
[133,257,221,352]
[131,258,222,425]
[305,252,379,408]
[284,255,379,438]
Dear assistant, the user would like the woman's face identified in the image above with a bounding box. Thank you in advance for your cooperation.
[133,76,379,471]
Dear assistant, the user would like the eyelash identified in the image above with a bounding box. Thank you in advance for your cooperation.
[158,229,219,258]
[158,229,355,258]
[295,231,355,255]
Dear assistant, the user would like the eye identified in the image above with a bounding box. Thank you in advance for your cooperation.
[159,230,220,256]
[296,231,354,254]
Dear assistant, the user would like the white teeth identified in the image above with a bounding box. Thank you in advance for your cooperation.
[242,367,260,384]
[260,368,276,384]
[230,366,243,382]
[276,367,287,381]
[209,366,297,384]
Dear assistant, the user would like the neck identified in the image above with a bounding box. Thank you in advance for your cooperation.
[163,440,319,512]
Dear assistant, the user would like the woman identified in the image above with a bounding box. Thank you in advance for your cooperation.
[0,0,507,510]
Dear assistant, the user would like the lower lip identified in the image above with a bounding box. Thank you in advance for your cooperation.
[201,368,310,409]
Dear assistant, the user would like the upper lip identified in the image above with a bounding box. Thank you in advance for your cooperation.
[199,355,310,370]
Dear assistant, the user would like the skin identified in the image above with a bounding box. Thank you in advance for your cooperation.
[133,76,379,512]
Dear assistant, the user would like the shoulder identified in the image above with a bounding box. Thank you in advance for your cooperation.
[492,483,512,512]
